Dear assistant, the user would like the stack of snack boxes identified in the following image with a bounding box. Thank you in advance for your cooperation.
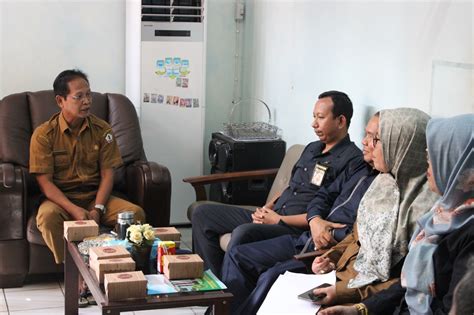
[89,246,146,301]
[89,246,135,283]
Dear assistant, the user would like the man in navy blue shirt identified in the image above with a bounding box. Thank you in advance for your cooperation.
[192,91,365,277]
[220,114,381,315]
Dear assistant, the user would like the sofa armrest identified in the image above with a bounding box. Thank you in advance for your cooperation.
[183,168,279,201]
[126,161,171,227]
[0,163,27,240]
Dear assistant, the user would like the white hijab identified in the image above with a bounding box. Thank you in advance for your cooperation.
[348,108,438,288]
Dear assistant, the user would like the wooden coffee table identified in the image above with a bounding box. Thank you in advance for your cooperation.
[64,239,232,315]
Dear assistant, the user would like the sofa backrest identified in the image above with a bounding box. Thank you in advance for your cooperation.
[266,144,305,203]
[0,91,146,188]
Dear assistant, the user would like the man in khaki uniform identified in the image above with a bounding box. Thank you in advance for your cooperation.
[29,69,146,266]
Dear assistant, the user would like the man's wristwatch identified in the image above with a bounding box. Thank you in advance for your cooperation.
[94,204,106,214]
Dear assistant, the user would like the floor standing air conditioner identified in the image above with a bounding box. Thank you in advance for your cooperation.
[140,0,206,224]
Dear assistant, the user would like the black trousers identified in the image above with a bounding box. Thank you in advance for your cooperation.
[222,234,307,315]
[191,203,303,277]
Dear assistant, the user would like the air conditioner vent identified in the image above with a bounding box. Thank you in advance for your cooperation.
[142,0,203,23]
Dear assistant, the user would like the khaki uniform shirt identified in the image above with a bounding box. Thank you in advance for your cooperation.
[29,113,122,200]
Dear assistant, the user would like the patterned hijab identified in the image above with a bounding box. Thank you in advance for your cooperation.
[348,108,438,288]
[402,114,474,315]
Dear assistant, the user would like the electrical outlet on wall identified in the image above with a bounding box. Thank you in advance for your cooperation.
[235,2,245,21]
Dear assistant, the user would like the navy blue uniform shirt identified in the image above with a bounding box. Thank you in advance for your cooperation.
[305,162,377,242]
[274,135,364,216]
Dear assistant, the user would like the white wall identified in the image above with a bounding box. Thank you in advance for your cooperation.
[0,0,126,97]
[1,0,472,199]
[1,0,471,147]
[241,0,473,148]
[125,0,141,111]
[203,0,238,170]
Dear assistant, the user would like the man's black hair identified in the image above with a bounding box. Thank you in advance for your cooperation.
[318,90,353,127]
[53,69,89,98]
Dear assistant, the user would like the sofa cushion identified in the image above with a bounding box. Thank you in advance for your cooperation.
[107,93,146,164]
[28,91,61,130]
[0,93,32,167]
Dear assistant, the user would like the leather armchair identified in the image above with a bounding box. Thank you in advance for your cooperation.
[0,90,171,288]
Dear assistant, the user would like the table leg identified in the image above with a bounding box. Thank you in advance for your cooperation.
[64,242,79,315]
[213,299,230,315]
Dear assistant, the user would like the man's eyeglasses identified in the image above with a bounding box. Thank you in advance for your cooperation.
[71,92,92,102]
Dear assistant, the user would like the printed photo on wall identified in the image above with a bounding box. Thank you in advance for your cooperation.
[155,60,166,75]
[151,94,157,103]
[185,98,192,108]
[143,93,150,103]
[193,98,199,108]
[173,96,180,106]
[179,98,186,107]
[182,78,189,88]
[176,77,182,87]
[180,59,190,76]
[172,68,180,78]
[173,57,181,67]
[158,94,164,104]
[166,96,173,105]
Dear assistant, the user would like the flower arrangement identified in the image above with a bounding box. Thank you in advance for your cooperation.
[126,223,155,247]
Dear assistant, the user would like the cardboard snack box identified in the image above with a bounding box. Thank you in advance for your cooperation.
[163,254,204,280]
[104,271,147,301]
[154,227,181,242]
[90,257,136,283]
[89,246,130,263]
[63,220,99,242]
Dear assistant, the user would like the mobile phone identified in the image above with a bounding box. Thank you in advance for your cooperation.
[297,283,332,302]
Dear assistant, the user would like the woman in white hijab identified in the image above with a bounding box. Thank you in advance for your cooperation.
[310,108,438,306]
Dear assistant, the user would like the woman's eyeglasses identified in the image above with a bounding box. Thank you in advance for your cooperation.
[372,136,381,147]
[364,133,381,147]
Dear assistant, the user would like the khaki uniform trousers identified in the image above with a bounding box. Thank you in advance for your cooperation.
[36,195,146,264]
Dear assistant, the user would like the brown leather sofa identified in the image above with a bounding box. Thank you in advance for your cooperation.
[0,90,171,288]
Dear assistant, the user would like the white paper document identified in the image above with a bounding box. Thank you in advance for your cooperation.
[257,271,336,315]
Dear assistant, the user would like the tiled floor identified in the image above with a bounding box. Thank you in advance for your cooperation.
[0,228,207,315]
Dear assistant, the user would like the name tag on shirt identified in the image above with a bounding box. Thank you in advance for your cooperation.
[311,163,329,186]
